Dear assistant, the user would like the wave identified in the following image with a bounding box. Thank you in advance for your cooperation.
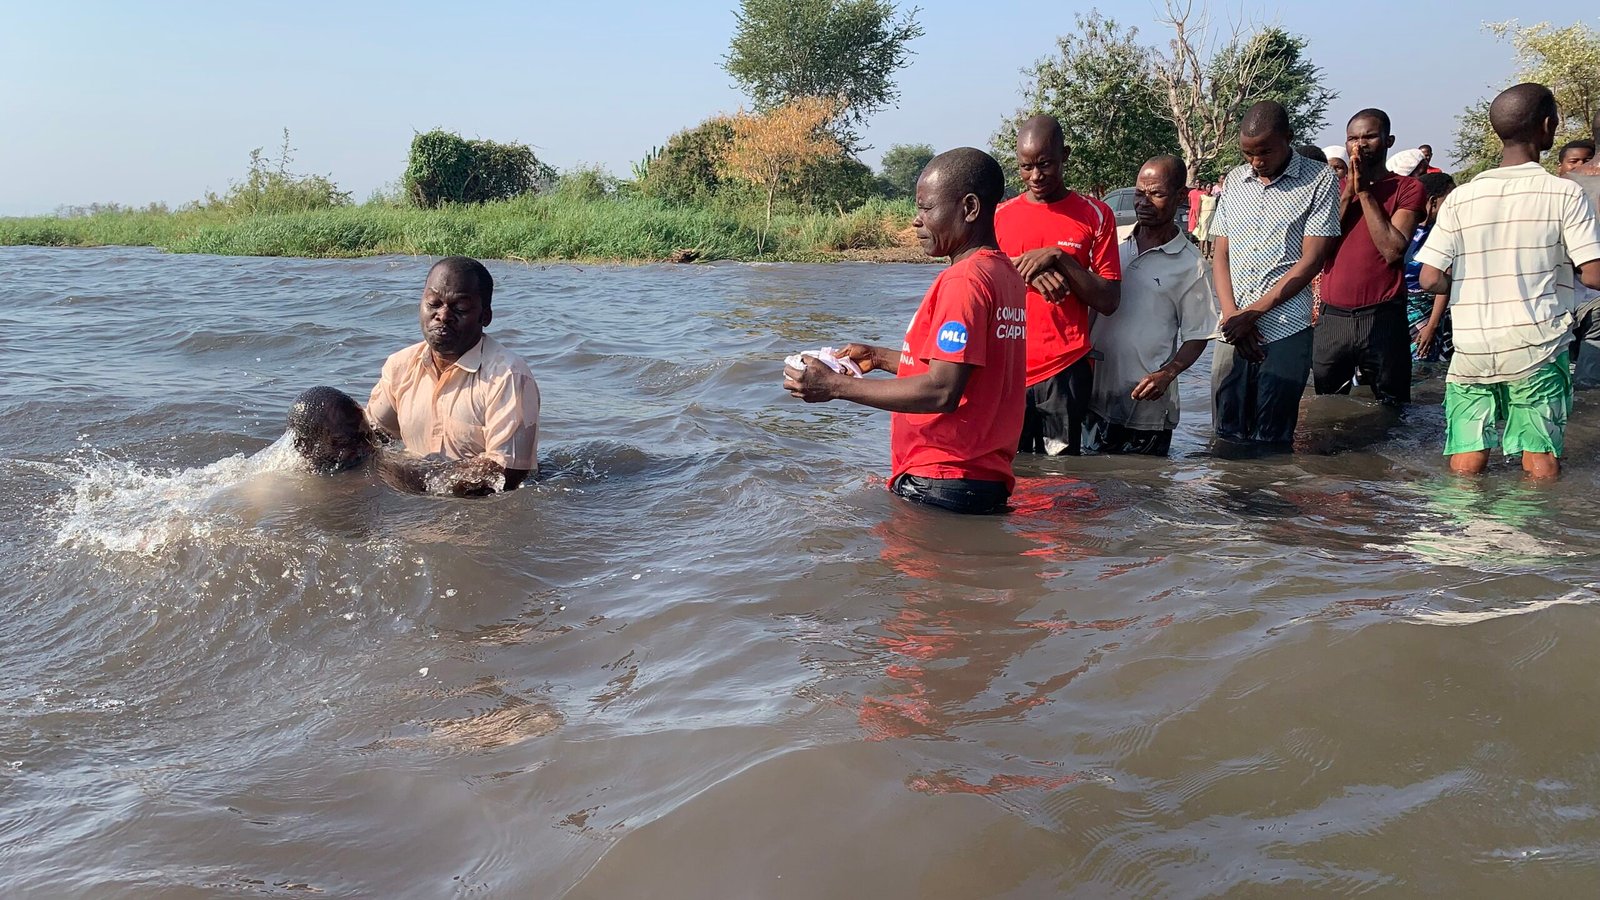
[49,435,308,556]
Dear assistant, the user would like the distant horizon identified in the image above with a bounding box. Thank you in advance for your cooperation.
[0,1,1581,215]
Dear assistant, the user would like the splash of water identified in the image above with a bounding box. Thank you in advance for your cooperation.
[51,434,307,556]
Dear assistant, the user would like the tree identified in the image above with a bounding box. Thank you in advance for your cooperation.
[1149,1,1335,184]
[877,142,934,198]
[1206,28,1335,178]
[1452,20,1600,175]
[723,0,924,150]
[722,97,841,251]
[991,11,1175,196]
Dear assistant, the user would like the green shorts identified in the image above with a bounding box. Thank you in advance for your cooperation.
[1443,352,1572,457]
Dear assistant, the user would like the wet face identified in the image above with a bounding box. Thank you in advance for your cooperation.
[1560,146,1594,175]
[911,169,977,259]
[294,407,374,474]
[1016,136,1067,202]
[1133,165,1180,229]
[419,267,491,361]
[1346,116,1393,172]
[1240,132,1293,180]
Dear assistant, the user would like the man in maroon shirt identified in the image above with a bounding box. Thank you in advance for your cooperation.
[1312,108,1425,405]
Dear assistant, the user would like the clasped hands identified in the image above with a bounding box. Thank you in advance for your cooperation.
[1015,247,1075,302]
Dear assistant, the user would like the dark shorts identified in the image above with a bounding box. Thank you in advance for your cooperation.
[891,473,1009,515]
[1018,356,1092,456]
[1312,297,1412,405]
[1084,413,1174,456]
[1212,326,1313,445]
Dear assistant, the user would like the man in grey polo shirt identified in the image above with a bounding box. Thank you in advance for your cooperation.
[1210,101,1343,445]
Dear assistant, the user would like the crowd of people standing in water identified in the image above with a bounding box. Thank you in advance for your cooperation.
[286,81,1600,515]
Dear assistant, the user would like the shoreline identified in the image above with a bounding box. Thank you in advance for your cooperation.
[0,194,933,265]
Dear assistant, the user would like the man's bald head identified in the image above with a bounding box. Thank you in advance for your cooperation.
[1016,114,1066,153]
[1240,101,1292,140]
[921,147,1006,209]
[1490,82,1558,142]
[1140,154,1187,193]
[427,256,494,308]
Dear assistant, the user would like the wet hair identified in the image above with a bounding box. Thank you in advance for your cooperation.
[1416,172,1455,200]
[1142,154,1188,192]
[428,256,494,308]
[1297,144,1328,163]
[1489,83,1558,142]
[1348,107,1392,137]
[924,147,1006,210]
[1016,114,1066,152]
[287,386,367,473]
[1560,139,1596,160]
[1240,101,1291,139]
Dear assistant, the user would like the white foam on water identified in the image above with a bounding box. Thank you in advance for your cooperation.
[1404,591,1598,627]
[51,434,307,556]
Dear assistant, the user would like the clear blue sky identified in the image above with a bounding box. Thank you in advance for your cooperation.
[0,2,1584,215]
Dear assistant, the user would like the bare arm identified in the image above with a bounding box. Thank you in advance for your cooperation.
[1130,339,1210,401]
[375,452,528,496]
[1580,260,1600,291]
[785,357,972,414]
[1418,264,1451,295]
[1053,254,1121,315]
[1363,199,1418,265]
[838,342,900,375]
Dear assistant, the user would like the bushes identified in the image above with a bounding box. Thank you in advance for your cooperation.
[403,129,556,208]
[0,194,920,262]
[206,129,353,215]
[639,117,737,203]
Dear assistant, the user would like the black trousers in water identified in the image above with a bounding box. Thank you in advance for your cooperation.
[1212,326,1314,445]
[1312,298,1412,405]
[1018,356,1092,456]
[891,474,1009,515]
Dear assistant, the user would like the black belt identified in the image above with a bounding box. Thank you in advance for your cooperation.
[1319,296,1405,317]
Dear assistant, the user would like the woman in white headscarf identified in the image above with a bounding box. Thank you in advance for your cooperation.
[1386,148,1427,178]
[1321,145,1349,180]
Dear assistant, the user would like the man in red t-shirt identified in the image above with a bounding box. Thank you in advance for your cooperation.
[1313,108,1426,405]
[784,148,1028,515]
[994,115,1122,456]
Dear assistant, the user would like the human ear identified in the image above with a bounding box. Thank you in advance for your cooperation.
[962,193,981,223]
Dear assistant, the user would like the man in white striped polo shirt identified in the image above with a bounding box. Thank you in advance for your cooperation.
[1210,101,1343,445]
[1416,83,1600,480]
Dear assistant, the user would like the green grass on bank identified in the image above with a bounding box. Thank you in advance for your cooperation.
[0,194,920,263]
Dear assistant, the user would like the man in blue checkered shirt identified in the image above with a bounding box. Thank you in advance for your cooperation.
[1210,101,1343,445]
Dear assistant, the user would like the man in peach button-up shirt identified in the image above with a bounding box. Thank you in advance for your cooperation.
[367,256,540,494]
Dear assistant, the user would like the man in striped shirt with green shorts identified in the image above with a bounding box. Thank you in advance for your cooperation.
[1417,83,1600,479]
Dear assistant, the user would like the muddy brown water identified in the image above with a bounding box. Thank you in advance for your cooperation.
[4,246,1600,897]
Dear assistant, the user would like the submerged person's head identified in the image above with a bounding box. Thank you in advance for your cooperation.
[1559,139,1596,175]
[287,386,373,474]
[420,256,494,363]
[912,147,1006,258]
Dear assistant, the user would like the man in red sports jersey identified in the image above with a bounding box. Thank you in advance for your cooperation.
[995,115,1122,456]
[784,147,1028,515]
